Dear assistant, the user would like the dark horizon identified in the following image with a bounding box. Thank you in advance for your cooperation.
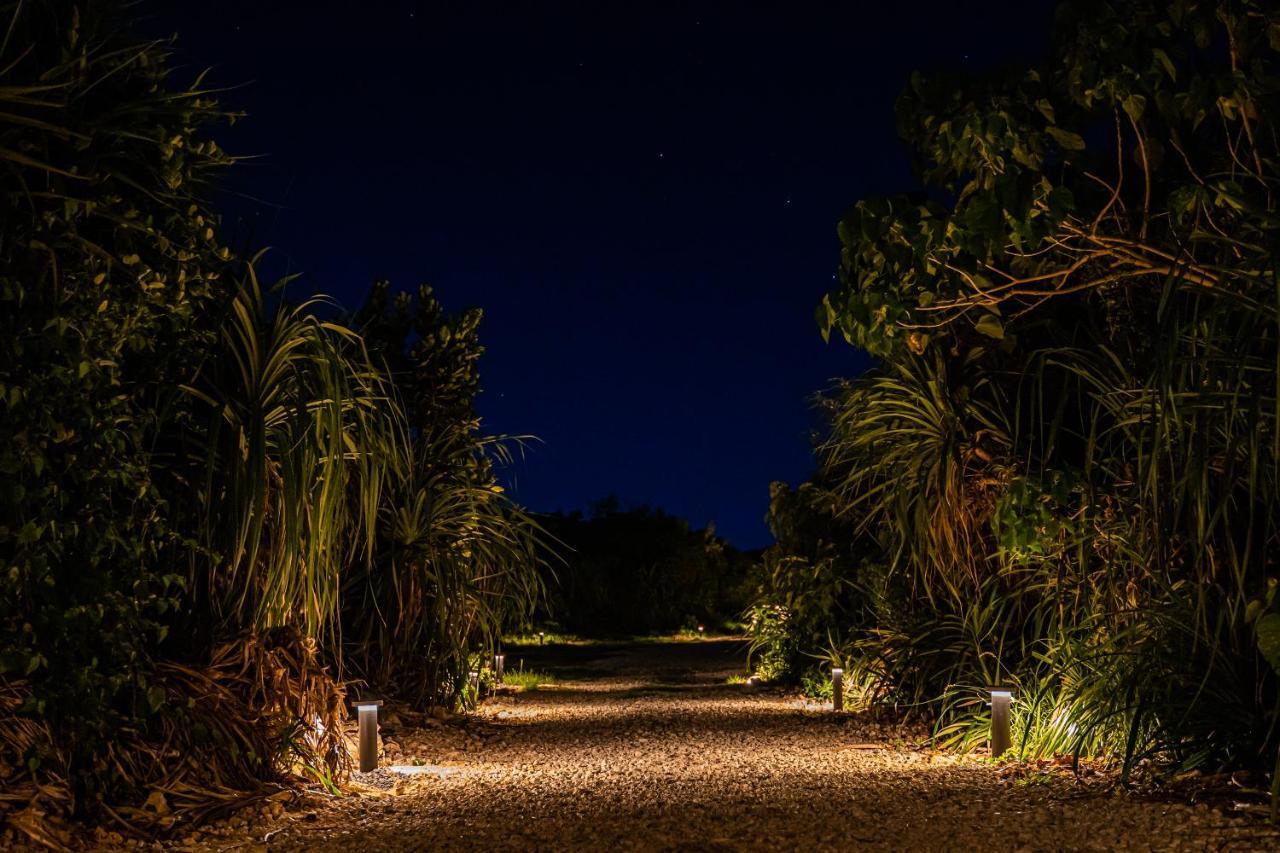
[155,1,1055,547]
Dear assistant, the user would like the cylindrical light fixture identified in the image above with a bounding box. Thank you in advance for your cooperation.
[989,687,1014,758]
[831,668,844,712]
[494,653,505,684]
[354,699,383,773]
[539,631,545,645]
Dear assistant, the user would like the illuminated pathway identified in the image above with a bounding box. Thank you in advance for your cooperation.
[259,640,1273,851]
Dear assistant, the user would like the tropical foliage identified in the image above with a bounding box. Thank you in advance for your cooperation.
[0,1,542,842]
[342,282,545,708]
[755,0,1280,793]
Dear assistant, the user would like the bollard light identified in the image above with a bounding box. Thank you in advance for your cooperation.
[831,668,844,712]
[494,653,505,684]
[354,699,383,773]
[539,631,545,645]
[698,625,705,636]
[989,687,1014,758]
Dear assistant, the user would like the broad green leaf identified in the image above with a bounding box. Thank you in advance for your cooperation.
[974,313,1005,340]
[1046,127,1086,151]
[1246,598,1264,624]
[1122,94,1147,122]
[1256,613,1280,675]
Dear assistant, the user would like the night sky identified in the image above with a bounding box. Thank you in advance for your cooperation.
[156,1,1054,548]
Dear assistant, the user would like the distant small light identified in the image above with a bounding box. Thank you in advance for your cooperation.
[539,631,545,645]
[831,668,844,712]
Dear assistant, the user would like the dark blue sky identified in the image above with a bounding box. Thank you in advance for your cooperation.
[157,1,1054,548]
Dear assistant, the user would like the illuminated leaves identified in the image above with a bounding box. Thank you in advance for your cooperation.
[973,313,1004,340]
[1256,613,1280,676]
[820,0,1278,361]
[1044,126,1086,151]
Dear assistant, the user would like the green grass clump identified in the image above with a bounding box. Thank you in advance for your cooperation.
[507,631,583,646]
[502,669,556,691]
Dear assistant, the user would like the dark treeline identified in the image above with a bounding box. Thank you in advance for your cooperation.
[536,499,755,637]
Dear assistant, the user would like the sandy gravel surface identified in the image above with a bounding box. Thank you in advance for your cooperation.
[165,639,1278,852]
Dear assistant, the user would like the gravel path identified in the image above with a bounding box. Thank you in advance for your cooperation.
[202,640,1277,852]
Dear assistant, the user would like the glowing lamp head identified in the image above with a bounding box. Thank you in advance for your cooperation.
[831,668,843,678]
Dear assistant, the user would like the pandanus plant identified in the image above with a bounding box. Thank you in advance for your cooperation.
[340,283,547,708]
[182,263,394,640]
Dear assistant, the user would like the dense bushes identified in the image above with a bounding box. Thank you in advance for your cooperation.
[0,1,542,840]
[342,282,544,708]
[0,0,236,808]
[753,0,1280,788]
[538,500,753,637]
